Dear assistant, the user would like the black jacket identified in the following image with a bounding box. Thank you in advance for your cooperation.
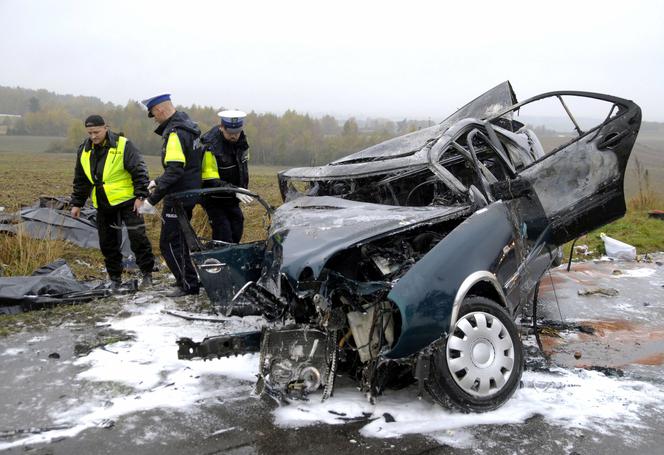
[148,111,202,205]
[200,127,249,190]
[71,131,149,209]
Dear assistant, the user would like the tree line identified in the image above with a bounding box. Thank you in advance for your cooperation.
[0,86,432,166]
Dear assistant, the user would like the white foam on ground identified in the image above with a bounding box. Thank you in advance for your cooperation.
[26,335,48,343]
[273,367,664,448]
[1,347,24,356]
[614,268,656,278]
[3,297,664,450]
[0,300,260,451]
[74,302,257,389]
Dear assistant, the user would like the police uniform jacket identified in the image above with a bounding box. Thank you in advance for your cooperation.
[200,126,249,190]
[148,111,202,205]
[71,131,149,210]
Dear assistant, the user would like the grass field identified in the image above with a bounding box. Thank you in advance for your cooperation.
[3,131,658,199]
[0,135,64,153]
[626,136,664,198]
[0,149,285,278]
[0,138,662,279]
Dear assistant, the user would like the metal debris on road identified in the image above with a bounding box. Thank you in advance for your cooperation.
[577,287,620,297]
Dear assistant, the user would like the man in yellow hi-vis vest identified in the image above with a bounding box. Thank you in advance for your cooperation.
[70,115,155,290]
[141,94,202,297]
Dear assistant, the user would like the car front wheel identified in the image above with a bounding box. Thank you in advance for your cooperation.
[426,296,523,412]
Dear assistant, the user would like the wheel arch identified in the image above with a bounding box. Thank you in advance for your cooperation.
[449,271,507,333]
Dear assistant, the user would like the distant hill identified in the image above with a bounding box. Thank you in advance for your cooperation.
[0,86,115,117]
[0,85,661,173]
[0,86,402,164]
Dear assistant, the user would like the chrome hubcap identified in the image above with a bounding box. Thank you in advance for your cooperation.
[446,311,515,397]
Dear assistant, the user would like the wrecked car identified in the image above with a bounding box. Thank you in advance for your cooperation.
[173,82,641,411]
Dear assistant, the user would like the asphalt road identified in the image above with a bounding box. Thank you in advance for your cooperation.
[1,255,663,454]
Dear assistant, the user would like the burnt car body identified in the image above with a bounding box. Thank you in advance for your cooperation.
[174,82,641,411]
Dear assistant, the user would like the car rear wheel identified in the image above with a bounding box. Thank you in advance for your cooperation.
[426,296,523,412]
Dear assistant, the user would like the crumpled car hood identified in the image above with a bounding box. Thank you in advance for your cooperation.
[269,196,469,280]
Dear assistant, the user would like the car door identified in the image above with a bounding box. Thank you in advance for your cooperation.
[171,187,271,306]
[496,92,642,245]
[190,242,266,305]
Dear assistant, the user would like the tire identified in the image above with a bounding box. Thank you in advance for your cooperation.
[426,296,523,412]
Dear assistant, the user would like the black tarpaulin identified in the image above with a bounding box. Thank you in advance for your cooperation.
[0,259,103,313]
[0,196,131,255]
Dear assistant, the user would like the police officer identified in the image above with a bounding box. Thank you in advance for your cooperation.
[200,110,252,243]
[141,94,202,297]
[70,115,154,289]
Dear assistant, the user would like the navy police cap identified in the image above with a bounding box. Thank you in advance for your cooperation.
[218,110,246,133]
[141,94,171,117]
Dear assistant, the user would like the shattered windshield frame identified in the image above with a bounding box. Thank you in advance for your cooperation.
[486,91,631,165]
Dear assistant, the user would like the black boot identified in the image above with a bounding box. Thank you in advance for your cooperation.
[109,278,122,293]
[140,273,153,290]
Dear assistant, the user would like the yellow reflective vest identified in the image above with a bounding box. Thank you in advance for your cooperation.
[164,132,186,165]
[80,136,135,208]
[201,150,220,181]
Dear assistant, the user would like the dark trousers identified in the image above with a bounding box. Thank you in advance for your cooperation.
[96,202,154,281]
[161,203,199,291]
[202,200,244,243]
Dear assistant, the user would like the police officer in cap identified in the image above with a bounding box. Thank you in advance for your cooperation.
[70,115,155,289]
[141,94,202,297]
[200,110,252,243]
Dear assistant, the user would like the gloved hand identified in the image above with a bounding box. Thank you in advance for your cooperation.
[138,199,157,215]
[236,193,254,204]
[148,180,157,193]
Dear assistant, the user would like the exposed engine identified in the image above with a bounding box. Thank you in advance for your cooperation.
[179,225,452,403]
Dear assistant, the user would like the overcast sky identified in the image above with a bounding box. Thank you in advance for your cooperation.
[1,0,663,121]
